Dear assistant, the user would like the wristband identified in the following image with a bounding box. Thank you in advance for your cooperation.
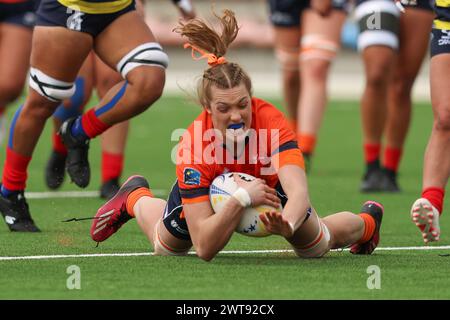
[232,187,252,208]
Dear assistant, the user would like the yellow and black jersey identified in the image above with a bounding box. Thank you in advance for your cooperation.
[57,0,133,14]
[434,0,450,30]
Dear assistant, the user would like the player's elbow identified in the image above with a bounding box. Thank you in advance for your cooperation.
[195,244,218,262]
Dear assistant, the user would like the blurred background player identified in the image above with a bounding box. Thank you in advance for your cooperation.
[88,10,384,262]
[0,0,37,145]
[0,0,170,232]
[411,0,450,244]
[356,0,434,192]
[45,0,195,200]
[267,0,349,171]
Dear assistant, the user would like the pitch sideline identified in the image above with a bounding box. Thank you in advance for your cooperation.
[1,246,449,261]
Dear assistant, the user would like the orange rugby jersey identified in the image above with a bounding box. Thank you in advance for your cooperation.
[175,97,304,205]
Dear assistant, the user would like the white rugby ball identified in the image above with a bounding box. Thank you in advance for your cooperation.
[209,172,282,237]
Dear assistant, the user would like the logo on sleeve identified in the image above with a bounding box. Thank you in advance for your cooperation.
[183,168,201,185]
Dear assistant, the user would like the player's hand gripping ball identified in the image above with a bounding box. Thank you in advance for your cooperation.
[209,172,282,237]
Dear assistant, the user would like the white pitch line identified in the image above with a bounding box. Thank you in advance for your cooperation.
[1,245,449,261]
[25,189,167,199]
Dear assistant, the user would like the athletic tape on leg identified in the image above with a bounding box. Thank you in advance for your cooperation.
[29,67,76,102]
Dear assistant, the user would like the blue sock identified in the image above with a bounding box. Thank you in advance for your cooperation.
[53,77,85,121]
[1,185,16,197]
[70,116,88,141]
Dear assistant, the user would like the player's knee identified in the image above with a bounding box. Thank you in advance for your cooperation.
[434,107,450,131]
[138,70,165,102]
[390,77,414,102]
[127,71,165,113]
[365,67,390,89]
[301,59,330,83]
[293,222,331,258]
[24,94,59,119]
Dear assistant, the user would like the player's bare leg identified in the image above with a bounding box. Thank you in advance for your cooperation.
[0,26,92,231]
[261,168,384,257]
[298,8,346,168]
[360,46,395,192]
[13,27,92,155]
[92,11,165,124]
[95,54,130,199]
[0,23,32,144]
[90,175,192,255]
[59,11,167,188]
[133,197,192,255]
[411,53,450,243]
[288,200,383,257]
[272,26,301,125]
[46,53,94,189]
[384,8,433,192]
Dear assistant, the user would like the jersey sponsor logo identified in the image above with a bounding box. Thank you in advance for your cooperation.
[183,168,201,186]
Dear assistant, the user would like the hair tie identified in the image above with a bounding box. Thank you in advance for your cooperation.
[184,43,227,67]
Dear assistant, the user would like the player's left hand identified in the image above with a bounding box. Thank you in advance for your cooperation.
[259,211,294,238]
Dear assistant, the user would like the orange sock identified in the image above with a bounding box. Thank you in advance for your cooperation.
[358,213,376,243]
[298,134,317,154]
[125,187,153,217]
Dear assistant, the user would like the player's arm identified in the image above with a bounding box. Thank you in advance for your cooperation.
[259,153,311,239]
[256,102,311,237]
[183,176,280,261]
[277,164,311,233]
[183,198,244,261]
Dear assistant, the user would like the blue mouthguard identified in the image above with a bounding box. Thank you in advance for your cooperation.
[227,123,244,130]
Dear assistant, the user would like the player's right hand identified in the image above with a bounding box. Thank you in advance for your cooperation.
[233,174,280,208]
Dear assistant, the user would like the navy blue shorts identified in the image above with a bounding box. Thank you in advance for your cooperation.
[35,0,136,37]
[356,0,432,11]
[162,180,291,241]
[0,1,37,28]
[268,0,349,27]
[431,27,450,57]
